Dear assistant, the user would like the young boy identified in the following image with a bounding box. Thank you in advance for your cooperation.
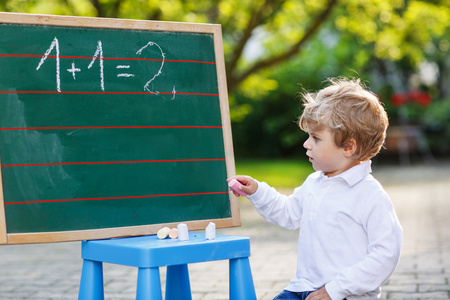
[229,78,403,300]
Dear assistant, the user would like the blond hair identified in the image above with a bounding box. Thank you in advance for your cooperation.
[298,78,388,161]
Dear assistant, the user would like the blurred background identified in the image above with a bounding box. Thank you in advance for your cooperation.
[1,3,449,299]
[2,0,449,184]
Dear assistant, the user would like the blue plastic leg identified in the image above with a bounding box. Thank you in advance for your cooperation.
[78,259,104,300]
[165,264,192,300]
[136,267,162,300]
[229,257,256,300]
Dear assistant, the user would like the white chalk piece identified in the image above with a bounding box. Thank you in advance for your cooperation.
[177,223,189,241]
[157,227,170,239]
[169,228,178,239]
[205,222,216,240]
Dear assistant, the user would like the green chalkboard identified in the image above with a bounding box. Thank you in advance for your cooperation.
[0,13,239,244]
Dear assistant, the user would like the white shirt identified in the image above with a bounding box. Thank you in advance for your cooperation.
[247,161,403,300]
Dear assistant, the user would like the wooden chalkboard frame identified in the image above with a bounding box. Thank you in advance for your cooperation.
[0,12,240,244]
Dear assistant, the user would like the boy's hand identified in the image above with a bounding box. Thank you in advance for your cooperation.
[305,287,331,300]
[227,176,258,196]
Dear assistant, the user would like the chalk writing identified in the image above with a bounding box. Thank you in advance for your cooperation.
[67,62,81,80]
[116,65,135,78]
[87,40,105,91]
[136,41,165,94]
[36,37,61,92]
[172,85,176,100]
[35,39,168,94]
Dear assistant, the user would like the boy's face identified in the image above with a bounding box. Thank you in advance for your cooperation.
[303,127,357,177]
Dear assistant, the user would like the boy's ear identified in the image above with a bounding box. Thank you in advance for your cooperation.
[343,139,357,157]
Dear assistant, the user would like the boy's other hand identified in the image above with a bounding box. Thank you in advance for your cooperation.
[305,287,331,300]
[227,175,258,196]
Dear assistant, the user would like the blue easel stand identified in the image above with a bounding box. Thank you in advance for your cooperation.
[78,232,256,300]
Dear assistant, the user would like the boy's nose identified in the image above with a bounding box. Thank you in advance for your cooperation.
[303,138,311,150]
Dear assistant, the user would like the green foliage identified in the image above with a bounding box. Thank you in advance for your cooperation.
[335,0,450,66]
[235,159,314,188]
[2,0,96,16]
[423,98,450,155]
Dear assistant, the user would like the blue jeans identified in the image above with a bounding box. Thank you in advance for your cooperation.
[274,290,347,300]
[273,290,314,300]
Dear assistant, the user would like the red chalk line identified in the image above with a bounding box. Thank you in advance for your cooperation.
[0,91,219,96]
[0,54,216,64]
[2,158,226,168]
[0,125,222,130]
[4,191,229,205]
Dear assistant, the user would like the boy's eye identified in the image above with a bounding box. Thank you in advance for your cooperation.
[312,135,320,141]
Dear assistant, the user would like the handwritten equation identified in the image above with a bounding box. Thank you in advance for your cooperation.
[35,37,175,98]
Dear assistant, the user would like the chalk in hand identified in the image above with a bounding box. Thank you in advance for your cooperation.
[228,179,248,196]
[177,223,189,241]
[205,222,216,240]
[157,227,170,239]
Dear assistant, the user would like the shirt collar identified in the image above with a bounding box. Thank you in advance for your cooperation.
[319,160,372,187]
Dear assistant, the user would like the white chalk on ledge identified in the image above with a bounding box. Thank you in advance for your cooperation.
[205,222,216,240]
[177,223,189,241]
[157,227,170,239]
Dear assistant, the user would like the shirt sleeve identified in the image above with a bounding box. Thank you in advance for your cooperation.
[246,180,304,230]
[325,190,403,299]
